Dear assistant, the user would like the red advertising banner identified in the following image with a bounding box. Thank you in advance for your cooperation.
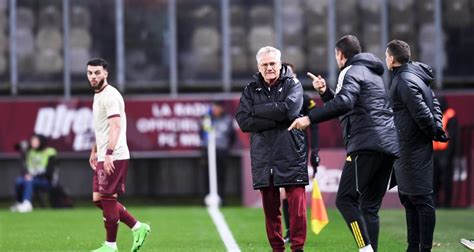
[0,99,93,154]
[0,98,235,154]
[1,93,472,154]
[0,94,473,207]
[0,96,344,155]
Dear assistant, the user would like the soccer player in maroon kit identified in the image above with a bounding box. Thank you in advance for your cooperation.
[87,58,150,252]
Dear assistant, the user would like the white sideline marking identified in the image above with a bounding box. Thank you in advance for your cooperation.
[207,206,241,252]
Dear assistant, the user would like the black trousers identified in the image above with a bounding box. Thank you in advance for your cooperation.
[399,193,436,252]
[336,152,395,252]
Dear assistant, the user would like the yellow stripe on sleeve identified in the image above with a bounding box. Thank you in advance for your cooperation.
[308,100,316,109]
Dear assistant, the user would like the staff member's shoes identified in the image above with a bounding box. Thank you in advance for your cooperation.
[460,238,474,250]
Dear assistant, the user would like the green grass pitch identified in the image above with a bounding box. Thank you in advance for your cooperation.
[0,207,472,251]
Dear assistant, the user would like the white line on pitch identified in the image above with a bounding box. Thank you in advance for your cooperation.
[207,206,241,252]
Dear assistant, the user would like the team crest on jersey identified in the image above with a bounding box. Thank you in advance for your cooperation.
[98,169,107,185]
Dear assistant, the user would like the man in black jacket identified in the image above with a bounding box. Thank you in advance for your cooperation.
[235,46,307,252]
[385,39,448,252]
[290,35,399,252]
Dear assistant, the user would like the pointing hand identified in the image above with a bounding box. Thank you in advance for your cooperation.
[307,72,326,95]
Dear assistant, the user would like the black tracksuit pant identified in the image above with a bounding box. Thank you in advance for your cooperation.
[399,193,436,252]
[336,152,396,252]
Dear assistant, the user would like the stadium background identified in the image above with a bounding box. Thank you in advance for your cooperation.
[0,0,473,210]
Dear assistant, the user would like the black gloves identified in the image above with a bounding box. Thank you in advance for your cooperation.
[310,150,320,175]
[433,128,449,143]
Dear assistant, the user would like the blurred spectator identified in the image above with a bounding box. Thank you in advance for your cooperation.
[433,96,459,208]
[10,134,57,213]
[201,101,235,205]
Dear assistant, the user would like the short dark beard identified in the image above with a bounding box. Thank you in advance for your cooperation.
[89,79,105,92]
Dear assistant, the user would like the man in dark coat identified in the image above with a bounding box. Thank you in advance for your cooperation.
[235,46,307,252]
[385,39,448,252]
[290,35,399,252]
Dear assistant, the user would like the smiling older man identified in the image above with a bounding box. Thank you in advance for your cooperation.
[235,46,307,252]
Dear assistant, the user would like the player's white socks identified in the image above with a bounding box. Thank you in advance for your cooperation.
[359,245,374,252]
[105,241,117,249]
[132,221,142,231]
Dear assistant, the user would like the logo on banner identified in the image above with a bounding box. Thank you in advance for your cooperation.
[34,104,95,151]
[136,102,209,149]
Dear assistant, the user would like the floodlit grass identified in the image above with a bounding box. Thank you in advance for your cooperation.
[0,206,472,251]
[0,207,223,252]
[223,207,398,251]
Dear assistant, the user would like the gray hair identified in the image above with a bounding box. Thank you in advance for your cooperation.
[256,46,281,64]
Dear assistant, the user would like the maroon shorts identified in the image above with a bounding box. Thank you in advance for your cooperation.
[93,159,129,195]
